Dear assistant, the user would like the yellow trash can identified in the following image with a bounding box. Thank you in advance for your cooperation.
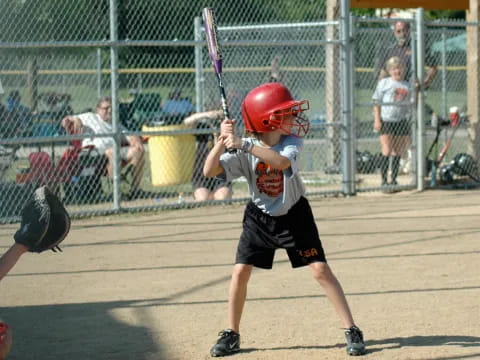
[143,124,196,186]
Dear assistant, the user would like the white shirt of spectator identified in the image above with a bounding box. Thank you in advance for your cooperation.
[77,112,126,154]
[0,79,4,95]
[372,77,411,122]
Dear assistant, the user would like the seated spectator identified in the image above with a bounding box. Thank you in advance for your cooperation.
[61,96,146,198]
[162,88,195,117]
[184,110,232,201]
[6,90,29,113]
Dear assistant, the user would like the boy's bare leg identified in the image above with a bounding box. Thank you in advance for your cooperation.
[309,262,355,328]
[210,264,252,357]
[228,264,253,332]
[309,262,366,356]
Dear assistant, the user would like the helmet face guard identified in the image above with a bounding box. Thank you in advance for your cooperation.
[242,82,311,137]
[269,100,310,138]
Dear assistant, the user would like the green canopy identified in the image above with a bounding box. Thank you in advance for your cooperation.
[431,33,466,53]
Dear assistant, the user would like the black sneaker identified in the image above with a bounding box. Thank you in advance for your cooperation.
[345,325,366,356]
[210,329,240,357]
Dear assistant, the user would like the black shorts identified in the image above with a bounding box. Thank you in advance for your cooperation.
[236,196,327,269]
[380,119,411,136]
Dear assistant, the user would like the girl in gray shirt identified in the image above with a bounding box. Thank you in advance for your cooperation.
[373,56,412,187]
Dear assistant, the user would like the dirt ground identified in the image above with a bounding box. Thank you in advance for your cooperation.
[1,188,479,360]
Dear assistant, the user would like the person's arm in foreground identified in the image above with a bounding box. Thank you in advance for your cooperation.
[0,243,28,282]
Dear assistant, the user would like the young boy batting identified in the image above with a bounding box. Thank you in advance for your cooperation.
[203,82,366,357]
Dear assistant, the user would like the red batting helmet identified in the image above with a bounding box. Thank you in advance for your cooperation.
[241,82,310,137]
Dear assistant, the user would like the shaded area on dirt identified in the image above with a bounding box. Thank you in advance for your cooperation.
[1,301,163,360]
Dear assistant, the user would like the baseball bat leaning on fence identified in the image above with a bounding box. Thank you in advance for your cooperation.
[426,114,451,186]
[435,111,462,165]
[426,117,448,162]
[202,7,236,153]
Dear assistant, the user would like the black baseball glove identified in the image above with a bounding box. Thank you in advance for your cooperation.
[14,186,71,253]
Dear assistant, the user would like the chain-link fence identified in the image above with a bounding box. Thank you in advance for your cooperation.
[0,1,477,222]
[353,16,472,191]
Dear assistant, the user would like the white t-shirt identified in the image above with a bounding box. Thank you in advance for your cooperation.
[219,135,306,216]
[372,77,411,122]
[77,112,126,153]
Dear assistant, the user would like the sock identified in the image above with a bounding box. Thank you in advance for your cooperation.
[391,156,401,184]
[380,155,389,185]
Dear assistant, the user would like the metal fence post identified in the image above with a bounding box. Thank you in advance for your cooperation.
[349,13,357,193]
[96,48,102,99]
[410,19,418,187]
[194,16,205,113]
[441,29,447,120]
[340,0,355,195]
[109,0,121,210]
[416,8,426,191]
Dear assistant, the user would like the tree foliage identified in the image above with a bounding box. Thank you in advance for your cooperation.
[0,1,468,66]
[0,1,467,44]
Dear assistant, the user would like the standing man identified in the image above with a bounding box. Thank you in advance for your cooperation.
[61,96,146,199]
[375,20,437,88]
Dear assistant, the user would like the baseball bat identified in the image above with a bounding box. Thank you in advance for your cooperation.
[435,114,461,165]
[202,7,236,153]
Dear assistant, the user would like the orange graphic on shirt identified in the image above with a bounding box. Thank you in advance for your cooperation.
[255,162,283,197]
[394,87,408,102]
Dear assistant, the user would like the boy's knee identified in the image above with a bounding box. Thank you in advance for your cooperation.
[232,264,252,283]
[310,262,332,282]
